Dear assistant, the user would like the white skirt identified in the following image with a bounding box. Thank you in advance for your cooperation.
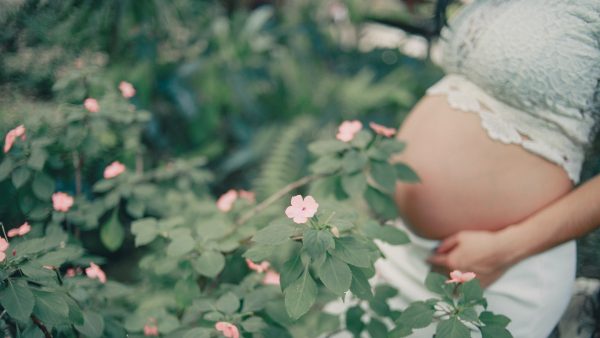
[324,219,576,338]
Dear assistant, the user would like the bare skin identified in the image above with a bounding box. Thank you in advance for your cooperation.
[393,94,600,287]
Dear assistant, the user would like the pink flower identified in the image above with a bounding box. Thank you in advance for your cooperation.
[336,120,362,142]
[7,222,31,237]
[3,124,26,153]
[0,238,9,262]
[369,122,397,138]
[65,268,77,277]
[103,161,126,179]
[285,195,319,224]
[262,270,281,286]
[215,321,239,338]
[239,190,256,203]
[119,81,136,98]
[143,318,159,336]
[446,270,476,284]
[85,262,107,283]
[52,192,74,212]
[217,189,238,212]
[84,98,100,113]
[246,259,270,273]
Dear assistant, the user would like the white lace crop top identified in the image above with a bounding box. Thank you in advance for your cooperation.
[426,0,600,183]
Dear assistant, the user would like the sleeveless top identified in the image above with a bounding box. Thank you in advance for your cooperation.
[425,0,600,183]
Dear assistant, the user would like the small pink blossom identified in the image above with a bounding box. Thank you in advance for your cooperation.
[7,222,31,238]
[3,125,26,153]
[239,190,256,203]
[262,270,281,286]
[336,120,362,142]
[143,318,158,336]
[217,189,238,212]
[246,259,270,273]
[119,81,136,98]
[0,238,9,263]
[65,268,77,277]
[52,192,74,212]
[215,321,239,338]
[103,161,126,179]
[446,270,476,284]
[85,262,107,283]
[84,98,100,113]
[285,195,319,224]
[369,122,397,138]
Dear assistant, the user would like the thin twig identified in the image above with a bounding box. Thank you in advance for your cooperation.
[236,174,325,225]
[30,315,52,338]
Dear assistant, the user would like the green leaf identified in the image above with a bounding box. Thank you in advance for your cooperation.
[244,244,276,262]
[367,318,388,338]
[31,173,55,200]
[64,296,84,325]
[242,288,279,313]
[349,267,373,300]
[32,290,69,326]
[459,279,484,305]
[252,223,295,245]
[364,187,397,219]
[183,328,211,338]
[0,279,35,321]
[396,301,434,329]
[126,198,145,218]
[425,272,453,299]
[351,130,372,149]
[131,218,158,247]
[380,139,406,155]
[167,232,195,257]
[319,254,352,296]
[175,278,201,308]
[303,229,335,260]
[341,172,367,196]
[193,251,225,278]
[280,254,304,291]
[389,325,413,337]
[342,150,368,174]
[435,318,470,338]
[308,140,350,155]
[27,148,47,171]
[369,161,396,194]
[395,163,420,183]
[345,306,365,336]
[479,312,510,327]
[242,316,267,333]
[330,237,372,268]
[480,325,513,338]
[310,156,342,174]
[93,179,117,193]
[74,311,105,338]
[284,266,317,319]
[100,211,124,252]
[215,292,240,314]
[11,166,31,188]
[363,221,410,245]
[0,157,14,181]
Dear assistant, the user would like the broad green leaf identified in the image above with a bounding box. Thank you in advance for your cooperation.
[369,298,391,317]
[345,306,365,336]
[349,267,373,300]
[364,187,397,219]
[183,328,211,338]
[459,307,479,323]
[175,278,201,308]
[11,166,31,189]
[284,267,317,319]
[379,139,406,155]
[0,279,35,321]
[252,223,295,245]
[388,325,413,338]
[37,246,84,266]
[126,198,145,218]
[167,232,195,257]
[280,254,304,291]
[396,301,434,329]
[330,237,372,268]
[369,161,396,194]
[303,229,335,260]
[480,325,513,338]
[308,140,350,155]
[243,244,276,262]
[435,318,470,338]
[351,131,372,149]
[93,179,117,193]
[242,288,279,313]
[27,148,47,171]
[193,251,225,277]
[367,318,388,338]
[342,150,368,174]
[479,312,511,327]
[318,254,351,296]
[310,156,342,174]
[395,163,420,183]
[242,316,267,333]
[425,272,453,298]
[100,211,124,252]
[215,292,240,314]
[0,157,14,181]
[31,173,55,200]
[341,173,367,196]
[374,285,398,300]
[74,311,105,338]
[459,279,484,305]
[363,221,410,245]
[32,290,69,326]
[131,218,158,247]
[64,296,84,325]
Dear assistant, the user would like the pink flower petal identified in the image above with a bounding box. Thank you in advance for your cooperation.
[52,192,74,212]
[215,321,239,338]
[369,122,397,137]
[85,262,107,283]
[4,125,26,153]
[246,259,270,273]
[103,161,126,179]
[285,195,319,224]
[239,190,255,203]
[217,189,238,212]
[0,251,5,262]
[336,120,362,142]
[84,98,100,113]
[0,238,8,252]
[262,270,281,286]
[8,222,31,238]
[119,81,136,99]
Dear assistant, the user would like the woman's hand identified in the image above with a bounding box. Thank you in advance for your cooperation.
[427,228,521,288]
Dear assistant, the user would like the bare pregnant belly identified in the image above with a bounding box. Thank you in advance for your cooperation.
[393,95,573,240]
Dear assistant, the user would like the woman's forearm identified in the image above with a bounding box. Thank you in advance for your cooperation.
[501,174,600,264]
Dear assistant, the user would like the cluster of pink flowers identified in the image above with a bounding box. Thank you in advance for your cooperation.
[103,161,126,179]
[445,270,476,284]
[7,222,31,237]
[143,318,158,336]
[0,238,9,262]
[3,125,26,153]
[119,81,136,99]
[52,192,74,212]
[85,262,107,283]
[215,321,239,338]
[216,189,256,212]
[84,98,100,113]
[335,120,397,143]
[285,195,319,224]
[245,259,280,286]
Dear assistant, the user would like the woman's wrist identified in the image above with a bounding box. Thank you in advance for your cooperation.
[496,222,536,267]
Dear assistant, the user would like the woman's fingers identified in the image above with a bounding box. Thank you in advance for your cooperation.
[435,234,460,254]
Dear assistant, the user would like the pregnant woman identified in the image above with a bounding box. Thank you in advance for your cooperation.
[364,0,600,337]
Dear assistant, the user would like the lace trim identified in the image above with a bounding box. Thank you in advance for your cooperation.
[426,75,585,183]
